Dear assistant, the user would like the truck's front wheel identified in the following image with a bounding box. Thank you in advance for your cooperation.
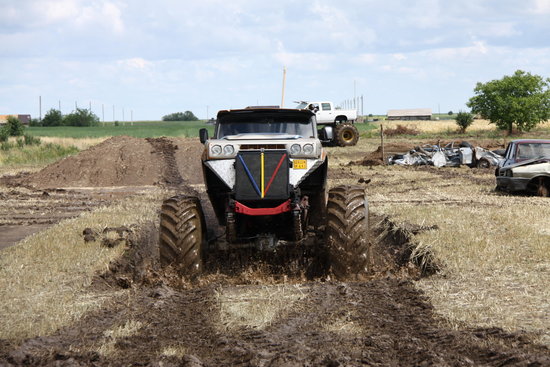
[159,195,205,276]
[334,123,359,147]
[325,185,370,279]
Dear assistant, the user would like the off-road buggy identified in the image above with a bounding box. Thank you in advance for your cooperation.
[158,108,370,277]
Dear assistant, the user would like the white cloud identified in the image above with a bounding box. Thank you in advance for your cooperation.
[117,58,152,70]
[393,54,407,61]
[530,0,550,14]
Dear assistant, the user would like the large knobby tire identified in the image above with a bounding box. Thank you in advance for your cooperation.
[159,195,205,275]
[334,123,359,147]
[325,185,370,279]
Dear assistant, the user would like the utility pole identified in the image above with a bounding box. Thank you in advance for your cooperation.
[89,101,91,112]
[281,66,287,108]
[75,101,78,110]
[58,100,61,112]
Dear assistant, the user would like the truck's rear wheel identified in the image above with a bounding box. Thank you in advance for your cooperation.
[159,195,205,275]
[334,123,359,147]
[325,185,370,279]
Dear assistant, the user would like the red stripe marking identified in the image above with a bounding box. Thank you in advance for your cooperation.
[264,153,287,196]
[234,200,291,216]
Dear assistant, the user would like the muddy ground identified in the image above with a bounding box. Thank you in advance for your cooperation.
[1,136,549,366]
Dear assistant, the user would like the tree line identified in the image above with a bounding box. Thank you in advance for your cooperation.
[34,108,100,127]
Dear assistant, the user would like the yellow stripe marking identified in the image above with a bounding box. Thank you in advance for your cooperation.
[261,152,265,198]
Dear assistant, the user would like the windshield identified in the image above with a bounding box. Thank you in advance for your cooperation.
[216,117,316,138]
[295,102,308,109]
[516,143,550,159]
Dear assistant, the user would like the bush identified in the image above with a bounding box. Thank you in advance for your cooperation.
[1,141,13,151]
[384,124,420,136]
[63,108,100,127]
[455,111,474,133]
[0,127,9,142]
[24,134,41,146]
[5,116,25,136]
[162,111,199,121]
[42,109,63,127]
[29,118,42,127]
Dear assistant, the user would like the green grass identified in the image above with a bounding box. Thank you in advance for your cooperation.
[27,120,214,139]
[0,143,79,166]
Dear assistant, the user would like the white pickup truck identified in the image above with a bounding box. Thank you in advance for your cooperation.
[295,101,359,146]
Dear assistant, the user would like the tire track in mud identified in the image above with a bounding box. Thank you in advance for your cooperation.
[146,137,185,187]
[3,279,549,366]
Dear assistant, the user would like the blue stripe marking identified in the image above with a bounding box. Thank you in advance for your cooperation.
[237,154,262,197]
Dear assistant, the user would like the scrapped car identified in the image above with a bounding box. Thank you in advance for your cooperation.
[388,141,504,168]
[495,139,550,196]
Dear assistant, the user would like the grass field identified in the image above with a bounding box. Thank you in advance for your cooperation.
[27,121,214,139]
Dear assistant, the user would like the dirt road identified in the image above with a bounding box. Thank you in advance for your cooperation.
[3,276,548,366]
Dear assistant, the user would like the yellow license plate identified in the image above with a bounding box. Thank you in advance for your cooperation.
[293,159,307,169]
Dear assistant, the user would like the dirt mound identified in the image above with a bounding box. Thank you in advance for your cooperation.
[351,143,413,166]
[24,136,205,188]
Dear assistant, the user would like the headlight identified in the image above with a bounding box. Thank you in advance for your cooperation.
[290,144,301,155]
[211,145,222,156]
[223,145,235,155]
[303,144,314,155]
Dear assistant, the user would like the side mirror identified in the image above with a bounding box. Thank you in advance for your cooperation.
[199,128,209,144]
[318,126,333,141]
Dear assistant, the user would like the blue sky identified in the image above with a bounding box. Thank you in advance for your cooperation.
[1,0,549,120]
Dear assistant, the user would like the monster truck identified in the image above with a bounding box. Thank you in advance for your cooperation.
[295,101,360,147]
[158,107,369,278]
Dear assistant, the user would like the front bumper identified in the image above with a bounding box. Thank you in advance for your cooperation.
[496,176,530,192]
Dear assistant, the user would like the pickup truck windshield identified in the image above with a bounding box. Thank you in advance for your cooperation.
[295,102,308,109]
[217,120,315,138]
[516,143,550,159]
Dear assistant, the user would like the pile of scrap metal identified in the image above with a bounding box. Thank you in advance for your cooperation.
[388,141,504,168]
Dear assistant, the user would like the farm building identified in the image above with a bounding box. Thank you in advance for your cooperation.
[387,108,432,120]
[0,114,31,125]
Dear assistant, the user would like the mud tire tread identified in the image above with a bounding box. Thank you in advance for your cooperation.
[159,195,205,275]
[325,185,370,278]
[334,123,359,147]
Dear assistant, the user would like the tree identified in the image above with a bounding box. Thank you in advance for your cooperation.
[42,109,63,127]
[63,108,100,127]
[467,70,550,134]
[162,111,199,121]
[455,111,474,133]
[5,115,25,136]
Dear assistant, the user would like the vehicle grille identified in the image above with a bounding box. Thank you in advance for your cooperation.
[239,144,286,150]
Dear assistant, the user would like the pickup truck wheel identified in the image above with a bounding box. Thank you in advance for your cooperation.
[159,195,205,275]
[334,123,359,147]
[325,185,370,279]
[476,159,490,169]
[536,177,549,197]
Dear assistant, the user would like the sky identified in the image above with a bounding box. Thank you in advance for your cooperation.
[1,0,550,121]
